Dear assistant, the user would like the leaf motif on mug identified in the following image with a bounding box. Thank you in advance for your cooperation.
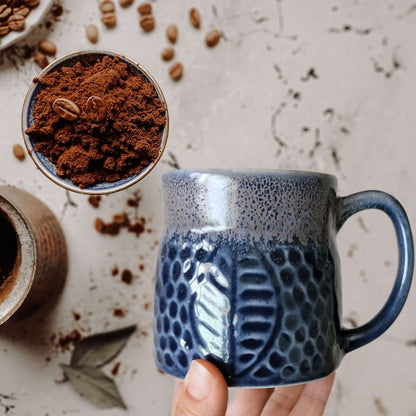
[192,263,231,360]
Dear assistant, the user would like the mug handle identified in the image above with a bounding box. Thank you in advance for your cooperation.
[336,190,414,353]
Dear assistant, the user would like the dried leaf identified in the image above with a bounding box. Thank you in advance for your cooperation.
[70,325,136,368]
[62,365,127,409]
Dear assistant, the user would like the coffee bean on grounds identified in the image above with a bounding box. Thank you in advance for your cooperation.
[25,55,167,189]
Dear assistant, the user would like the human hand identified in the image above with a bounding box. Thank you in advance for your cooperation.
[172,359,335,416]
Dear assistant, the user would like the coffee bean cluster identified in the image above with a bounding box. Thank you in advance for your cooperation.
[99,0,117,28]
[137,2,154,32]
[90,1,221,83]
[158,7,222,82]
[0,0,40,45]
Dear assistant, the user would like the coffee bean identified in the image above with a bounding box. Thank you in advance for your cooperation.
[99,0,115,14]
[169,62,183,81]
[24,0,40,6]
[33,51,49,69]
[189,8,201,29]
[0,23,9,36]
[13,5,30,17]
[86,96,107,122]
[119,0,133,8]
[39,40,57,56]
[205,29,221,47]
[12,144,25,161]
[166,24,178,44]
[0,5,12,20]
[8,14,25,31]
[86,24,99,43]
[161,47,174,62]
[137,2,151,15]
[52,98,81,122]
[140,14,155,32]
[101,12,117,28]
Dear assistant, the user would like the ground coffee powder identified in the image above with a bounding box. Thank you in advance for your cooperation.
[25,55,167,188]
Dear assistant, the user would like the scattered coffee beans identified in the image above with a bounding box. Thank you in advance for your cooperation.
[139,14,155,32]
[161,47,174,62]
[166,24,178,44]
[33,51,49,69]
[38,40,56,56]
[101,12,117,28]
[169,62,183,81]
[119,0,133,8]
[99,0,115,13]
[205,29,221,47]
[137,2,151,15]
[12,144,26,161]
[52,98,81,121]
[86,24,99,43]
[189,8,201,29]
[99,0,117,28]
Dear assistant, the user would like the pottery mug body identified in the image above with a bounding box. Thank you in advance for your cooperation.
[0,186,68,324]
[153,170,413,387]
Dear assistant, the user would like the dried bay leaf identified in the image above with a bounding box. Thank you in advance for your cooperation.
[62,365,127,409]
[70,325,136,368]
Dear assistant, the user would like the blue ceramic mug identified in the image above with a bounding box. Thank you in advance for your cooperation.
[153,170,413,387]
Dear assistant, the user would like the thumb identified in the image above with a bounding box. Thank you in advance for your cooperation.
[174,360,228,416]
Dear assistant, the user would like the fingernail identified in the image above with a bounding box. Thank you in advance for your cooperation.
[185,360,212,400]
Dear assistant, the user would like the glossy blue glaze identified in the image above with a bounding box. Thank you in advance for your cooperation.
[153,170,413,387]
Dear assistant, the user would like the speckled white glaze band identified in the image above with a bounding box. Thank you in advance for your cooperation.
[162,169,337,245]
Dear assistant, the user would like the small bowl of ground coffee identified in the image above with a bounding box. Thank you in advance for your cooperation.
[22,50,169,194]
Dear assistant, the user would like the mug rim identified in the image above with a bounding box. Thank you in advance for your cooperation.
[163,168,337,182]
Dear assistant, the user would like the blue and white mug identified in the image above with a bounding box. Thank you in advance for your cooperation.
[153,169,413,387]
